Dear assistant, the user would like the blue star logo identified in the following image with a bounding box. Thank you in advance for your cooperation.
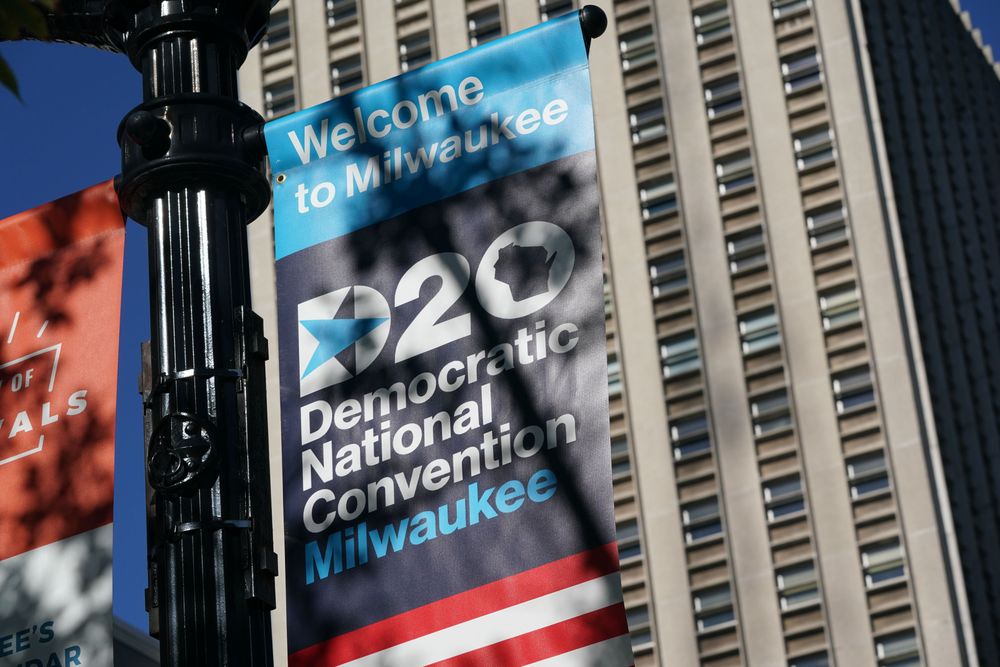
[299,317,388,378]
[297,285,392,395]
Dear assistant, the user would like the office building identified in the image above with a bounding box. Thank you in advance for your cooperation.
[238,0,997,664]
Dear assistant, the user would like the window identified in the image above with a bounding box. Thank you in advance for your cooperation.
[704,75,743,118]
[772,0,812,21]
[875,630,919,664]
[693,3,732,46]
[629,627,653,651]
[625,604,654,650]
[619,26,656,71]
[626,603,650,628]
[331,55,364,96]
[820,283,860,330]
[807,204,848,249]
[847,451,890,499]
[682,497,722,544]
[693,584,735,631]
[790,651,829,667]
[751,390,792,437]
[616,518,642,560]
[262,8,291,51]
[639,176,678,220]
[661,331,700,378]
[611,436,631,479]
[728,228,767,274]
[539,0,576,21]
[847,452,889,500]
[776,561,819,610]
[739,307,780,355]
[608,353,623,397]
[862,540,905,588]
[671,414,712,460]
[399,31,433,71]
[603,277,614,317]
[782,50,822,94]
[832,366,875,414]
[764,475,805,522]
[716,151,755,194]
[649,251,687,297]
[264,79,296,119]
[794,126,835,171]
[327,0,358,26]
[611,457,631,478]
[629,100,668,144]
[468,6,503,47]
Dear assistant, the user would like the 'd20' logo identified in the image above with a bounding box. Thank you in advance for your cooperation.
[297,221,575,396]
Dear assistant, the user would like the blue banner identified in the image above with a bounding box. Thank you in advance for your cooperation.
[267,13,631,666]
[265,14,594,260]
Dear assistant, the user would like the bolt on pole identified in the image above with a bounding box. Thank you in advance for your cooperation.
[7,2,281,665]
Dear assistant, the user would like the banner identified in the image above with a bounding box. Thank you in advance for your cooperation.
[266,13,631,665]
[0,182,124,667]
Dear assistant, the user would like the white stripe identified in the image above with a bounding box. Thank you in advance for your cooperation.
[524,635,634,667]
[7,310,19,343]
[341,573,624,667]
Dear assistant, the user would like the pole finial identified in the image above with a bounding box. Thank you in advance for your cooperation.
[580,5,608,41]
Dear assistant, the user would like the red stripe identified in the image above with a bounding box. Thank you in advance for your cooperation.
[425,603,630,667]
[290,543,620,666]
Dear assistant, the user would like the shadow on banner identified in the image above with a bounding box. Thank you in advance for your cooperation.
[0,181,125,667]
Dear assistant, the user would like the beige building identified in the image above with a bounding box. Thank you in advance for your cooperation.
[239,0,996,665]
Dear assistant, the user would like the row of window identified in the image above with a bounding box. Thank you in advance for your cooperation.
[698,4,837,661]
[603,273,657,657]
[261,1,366,118]
[625,0,739,655]
[769,4,920,663]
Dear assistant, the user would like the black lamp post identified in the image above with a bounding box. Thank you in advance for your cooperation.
[5,4,611,665]
[8,2,279,666]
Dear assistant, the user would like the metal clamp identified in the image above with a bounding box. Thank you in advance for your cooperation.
[170,518,252,542]
[150,367,244,398]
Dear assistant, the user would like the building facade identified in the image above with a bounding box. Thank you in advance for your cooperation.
[238,1,997,664]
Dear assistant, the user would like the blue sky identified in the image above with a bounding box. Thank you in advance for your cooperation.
[0,0,998,635]
[0,42,150,630]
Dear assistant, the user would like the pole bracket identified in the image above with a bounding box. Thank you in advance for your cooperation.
[116,94,271,224]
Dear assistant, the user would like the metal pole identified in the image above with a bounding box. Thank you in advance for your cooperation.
[113,3,277,666]
[3,2,278,664]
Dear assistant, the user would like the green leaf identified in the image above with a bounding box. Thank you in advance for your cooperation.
[0,53,21,101]
[0,0,50,40]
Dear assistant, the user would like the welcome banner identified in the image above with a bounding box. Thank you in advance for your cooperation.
[0,182,124,667]
[266,13,631,666]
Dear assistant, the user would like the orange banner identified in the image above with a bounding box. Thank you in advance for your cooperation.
[0,181,125,560]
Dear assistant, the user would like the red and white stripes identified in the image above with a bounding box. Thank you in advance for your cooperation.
[290,543,634,667]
